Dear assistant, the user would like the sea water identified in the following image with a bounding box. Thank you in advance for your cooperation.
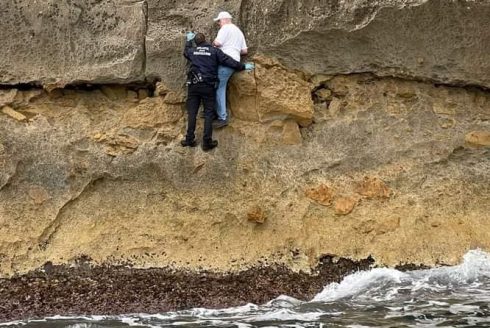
[2,250,490,328]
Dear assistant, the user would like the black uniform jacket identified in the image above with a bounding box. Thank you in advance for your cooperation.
[184,41,245,83]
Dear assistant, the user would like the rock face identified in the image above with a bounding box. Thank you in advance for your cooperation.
[0,1,490,278]
[0,0,147,86]
[240,0,490,88]
[465,131,490,147]
[145,0,243,89]
[1,1,490,88]
[0,73,489,277]
[228,55,314,126]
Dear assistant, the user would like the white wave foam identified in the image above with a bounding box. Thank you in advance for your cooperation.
[120,316,159,328]
[266,295,304,308]
[449,304,481,314]
[0,320,28,327]
[312,267,408,302]
[414,249,490,284]
[242,308,323,323]
[464,316,490,326]
[132,312,179,321]
[189,303,259,317]
[312,249,490,303]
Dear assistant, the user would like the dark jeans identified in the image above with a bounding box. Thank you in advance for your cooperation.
[185,83,216,143]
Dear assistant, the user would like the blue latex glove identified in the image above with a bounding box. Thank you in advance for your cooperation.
[186,32,196,42]
[244,62,255,71]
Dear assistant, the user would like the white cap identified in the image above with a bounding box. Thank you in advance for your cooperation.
[213,11,232,21]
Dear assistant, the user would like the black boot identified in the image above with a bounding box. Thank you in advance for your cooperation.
[202,140,218,151]
[213,119,228,128]
[181,139,197,147]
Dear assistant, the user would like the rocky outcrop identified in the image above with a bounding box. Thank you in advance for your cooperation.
[465,131,490,147]
[145,0,244,89]
[0,0,489,280]
[0,71,489,278]
[240,0,490,88]
[228,55,314,126]
[0,0,147,86]
[1,1,490,89]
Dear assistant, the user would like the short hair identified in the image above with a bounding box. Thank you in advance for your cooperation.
[194,33,206,45]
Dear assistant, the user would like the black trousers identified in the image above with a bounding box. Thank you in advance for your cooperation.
[185,82,216,143]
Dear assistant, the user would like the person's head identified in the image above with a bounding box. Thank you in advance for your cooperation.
[213,11,232,27]
[194,33,206,45]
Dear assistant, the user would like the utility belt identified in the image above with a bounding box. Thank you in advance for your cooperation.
[186,71,218,88]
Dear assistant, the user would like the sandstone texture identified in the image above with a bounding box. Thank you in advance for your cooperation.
[0,72,489,278]
[145,0,243,89]
[241,0,490,88]
[229,55,314,126]
[0,0,490,279]
[1,1,489,88]
[0,0,147,86]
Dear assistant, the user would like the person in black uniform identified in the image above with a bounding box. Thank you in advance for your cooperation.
[182,32,254,151]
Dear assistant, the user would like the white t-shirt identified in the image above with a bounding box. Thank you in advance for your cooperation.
[215,23,247,62]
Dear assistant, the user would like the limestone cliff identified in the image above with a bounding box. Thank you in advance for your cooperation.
[0,0,489,278]
[2,0,490,88]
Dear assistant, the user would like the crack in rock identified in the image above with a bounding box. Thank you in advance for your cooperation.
[37,177,105,251]
[0,161,20,193]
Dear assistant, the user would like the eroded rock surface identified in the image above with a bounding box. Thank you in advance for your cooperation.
[145,0,243,89]
[229,55,314,126]
[1,1,490,88]
[0,0,146,86]
[240,0,490,87]
[0,73,489,277]
[0,0,489,279]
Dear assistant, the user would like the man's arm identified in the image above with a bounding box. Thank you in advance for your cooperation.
[240,47,248,60]
[240,34,248,55]
[216,48,245,71]
[213,27,227,48]
[183,40,194,60]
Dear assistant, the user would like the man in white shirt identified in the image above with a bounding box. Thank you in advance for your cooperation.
[212,11,248,128]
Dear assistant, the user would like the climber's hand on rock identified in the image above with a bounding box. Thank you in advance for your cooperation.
[186,32,196,42]
[244,63,255,71]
